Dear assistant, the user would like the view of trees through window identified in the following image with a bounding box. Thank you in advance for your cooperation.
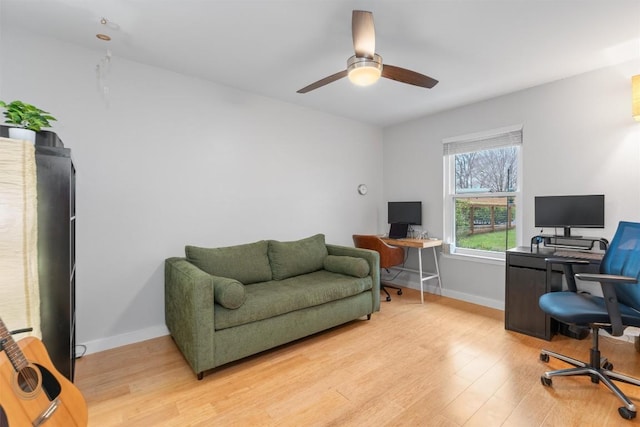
[454,146,518,252]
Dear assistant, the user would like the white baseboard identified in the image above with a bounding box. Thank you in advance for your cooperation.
[80,324,169,355]
[384,274,504,311]
[81,275,509,356]
[438,287,504,311]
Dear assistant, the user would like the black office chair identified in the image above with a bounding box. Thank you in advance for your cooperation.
[538,221,640,420]
[353,235,404,302]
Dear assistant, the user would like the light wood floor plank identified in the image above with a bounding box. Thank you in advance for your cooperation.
[75,288,640,426]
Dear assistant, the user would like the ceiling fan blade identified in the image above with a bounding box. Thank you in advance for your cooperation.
[297,70,348,94]
[381,64,439,89]
[352,10,375,58]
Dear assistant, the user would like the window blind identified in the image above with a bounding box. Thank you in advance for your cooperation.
[443,126,522,156]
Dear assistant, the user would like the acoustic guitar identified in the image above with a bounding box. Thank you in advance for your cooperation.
[0,317,87,426]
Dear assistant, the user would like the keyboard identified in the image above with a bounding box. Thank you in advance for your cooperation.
[554,250,604,261]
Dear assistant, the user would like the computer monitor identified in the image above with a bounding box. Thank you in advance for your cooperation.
[534,194,604,237]
[388,201,422,225]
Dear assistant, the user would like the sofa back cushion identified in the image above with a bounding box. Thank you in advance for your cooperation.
[268,234,328,280]
[185,240,272,284]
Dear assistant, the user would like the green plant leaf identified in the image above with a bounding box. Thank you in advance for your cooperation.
[0,99,56,131]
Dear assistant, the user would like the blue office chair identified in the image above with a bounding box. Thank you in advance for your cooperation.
[539,221,640,420]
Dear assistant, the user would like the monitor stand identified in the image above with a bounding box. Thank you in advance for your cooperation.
[530,234,609,251]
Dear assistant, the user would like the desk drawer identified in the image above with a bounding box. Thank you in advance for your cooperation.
[507,254,547,270]
[507,254,569,272]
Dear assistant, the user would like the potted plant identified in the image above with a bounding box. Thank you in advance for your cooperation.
[0,100,57,143]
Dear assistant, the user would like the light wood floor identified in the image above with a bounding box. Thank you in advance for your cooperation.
[75,288,640,426]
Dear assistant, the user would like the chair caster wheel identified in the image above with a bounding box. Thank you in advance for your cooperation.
[618,407,636,420]
[539,353,549,363]
[540,376,552,387]
[397,289,403,295]
[602,361,614,370]
[386,296,391,302]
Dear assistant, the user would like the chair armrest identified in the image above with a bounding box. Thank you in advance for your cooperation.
[574,273,639,337]
[545,258,590,292]
[327,244,380,312]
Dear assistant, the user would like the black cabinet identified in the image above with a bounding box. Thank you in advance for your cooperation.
[0,127,76,381]
[505,247,600,341]
[35,138,76,381]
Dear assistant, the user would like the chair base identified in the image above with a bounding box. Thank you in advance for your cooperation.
[381,282,402,302]
[540,328,640,420]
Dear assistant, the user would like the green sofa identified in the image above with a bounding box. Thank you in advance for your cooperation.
[165,234,380,379]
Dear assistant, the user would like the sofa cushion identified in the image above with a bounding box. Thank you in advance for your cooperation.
[268,234,328,280]
[214,270,373,330]
[323,255,370,278]
[185,240,272,284]
[213,277,246,309]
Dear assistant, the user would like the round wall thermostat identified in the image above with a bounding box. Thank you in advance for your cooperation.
[357,184,368,195]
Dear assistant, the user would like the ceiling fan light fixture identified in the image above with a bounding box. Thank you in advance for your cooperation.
[296,11,438,94]
[347,54,383,86]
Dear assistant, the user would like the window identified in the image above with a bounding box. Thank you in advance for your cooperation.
[443,125,522,260]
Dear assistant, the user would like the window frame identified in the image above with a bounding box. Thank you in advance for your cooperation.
[442,125,523,261]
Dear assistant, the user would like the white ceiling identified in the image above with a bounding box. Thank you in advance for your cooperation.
[2,0,640,127]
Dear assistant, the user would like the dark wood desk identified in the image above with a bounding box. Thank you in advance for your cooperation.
[505,247,602,340]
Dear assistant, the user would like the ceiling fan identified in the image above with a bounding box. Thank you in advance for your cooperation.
[297,10,439,94]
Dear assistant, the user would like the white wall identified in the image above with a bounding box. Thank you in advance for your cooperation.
[382,59,640,308]
[0,29,383,353]
[3,25,639,352]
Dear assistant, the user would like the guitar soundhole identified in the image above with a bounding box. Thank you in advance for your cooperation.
[12,364,42,399]
[18,366,40,392]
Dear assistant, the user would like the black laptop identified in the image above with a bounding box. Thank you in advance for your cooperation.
[388,223,409,239]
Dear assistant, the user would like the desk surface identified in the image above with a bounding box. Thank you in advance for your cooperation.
[508,246,604,263]
[381,237,443,249]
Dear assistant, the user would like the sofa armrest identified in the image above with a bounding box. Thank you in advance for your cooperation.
[326,244,380,312]
[165,257,216,377]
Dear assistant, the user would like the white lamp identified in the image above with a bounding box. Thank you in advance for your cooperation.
[347,54,383,87]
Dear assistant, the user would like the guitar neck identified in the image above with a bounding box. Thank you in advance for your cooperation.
[0,318,29,372]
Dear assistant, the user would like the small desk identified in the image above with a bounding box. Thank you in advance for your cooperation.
[380,237,443,304]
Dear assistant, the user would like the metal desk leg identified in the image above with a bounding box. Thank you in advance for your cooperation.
[432,246,442,291]
[418,247,424,304]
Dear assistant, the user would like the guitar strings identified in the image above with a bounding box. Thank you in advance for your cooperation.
[1,322,41,392]
[3,336,40,392]
[20,364,40,392]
